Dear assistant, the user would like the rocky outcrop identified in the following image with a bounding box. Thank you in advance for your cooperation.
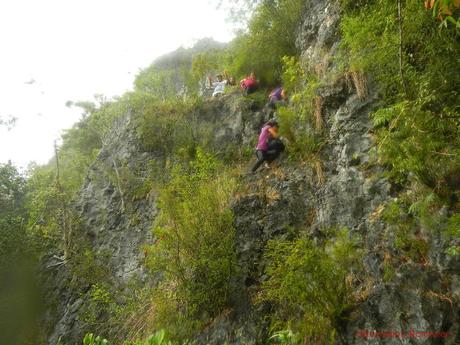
[76,114,156,282]
[46,114,157,345]
[194,1,460,344]
[44,94,271,345]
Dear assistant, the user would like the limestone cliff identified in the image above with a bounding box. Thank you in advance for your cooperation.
[45,1,459,344]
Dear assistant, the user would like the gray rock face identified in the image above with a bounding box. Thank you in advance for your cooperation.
[297,0,341,66]
[76,114,156,282]
[47,114,156,345]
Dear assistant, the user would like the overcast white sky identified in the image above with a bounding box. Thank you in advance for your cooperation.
[0,0,234,168]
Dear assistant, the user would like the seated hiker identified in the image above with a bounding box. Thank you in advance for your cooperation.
[268,86,287,108]
[212,74,227,97]
[251,119,285,172]
[240,72,258,95]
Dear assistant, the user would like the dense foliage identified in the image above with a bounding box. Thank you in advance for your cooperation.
[0,163,41,345]
[225,0,305,84]
[143,150,239,342]
[277,56,324,162]
[341,0,460,255]
[0,162,28,261]
[260,229,362,344]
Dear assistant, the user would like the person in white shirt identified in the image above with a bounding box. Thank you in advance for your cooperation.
[212,74,228,97]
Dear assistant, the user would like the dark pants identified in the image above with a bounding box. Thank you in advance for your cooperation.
[251,147,282,172]
[251,150,267,172]
[244,86,257,96]
[267,99,286,109]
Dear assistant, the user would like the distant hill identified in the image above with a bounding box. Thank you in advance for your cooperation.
[134,37,228,98]
[153,37,227,71]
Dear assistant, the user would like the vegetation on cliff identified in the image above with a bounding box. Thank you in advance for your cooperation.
[0,0,459,344]
[341,0,460,258]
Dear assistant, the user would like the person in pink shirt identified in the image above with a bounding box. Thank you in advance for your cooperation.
[251,119,284,172]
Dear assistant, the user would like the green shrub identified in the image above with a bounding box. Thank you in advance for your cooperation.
[83,333,108,345]
[135,68,183,100]
[236,89,267,109]
[441,213,460,256]
[382,187,459,263]
[277,56,324,161]
[69,249,111,289]
[383,201,430,262]
[341,0,460,186]
[144,150,239,341]
[84,283,114,324]
[260,229,361,344]
[122,329,195,345]
[341,0,460,253]
[70,252,118,336]
[135,98,210,157]
[269,329,302,345]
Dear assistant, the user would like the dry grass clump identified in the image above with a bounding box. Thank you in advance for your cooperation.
[346,70,368,99]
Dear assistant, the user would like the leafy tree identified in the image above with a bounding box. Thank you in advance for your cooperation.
[0,162,27,262]
[25,165,63,252]
[226,0,305,84]
[0,162,41,345]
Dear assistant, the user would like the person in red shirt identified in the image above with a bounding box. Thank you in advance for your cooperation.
[240,72,258,95]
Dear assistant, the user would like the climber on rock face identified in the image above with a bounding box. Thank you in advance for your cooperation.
[251,119,285,172]
[240,72,258,95]
[267,86,287,109]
